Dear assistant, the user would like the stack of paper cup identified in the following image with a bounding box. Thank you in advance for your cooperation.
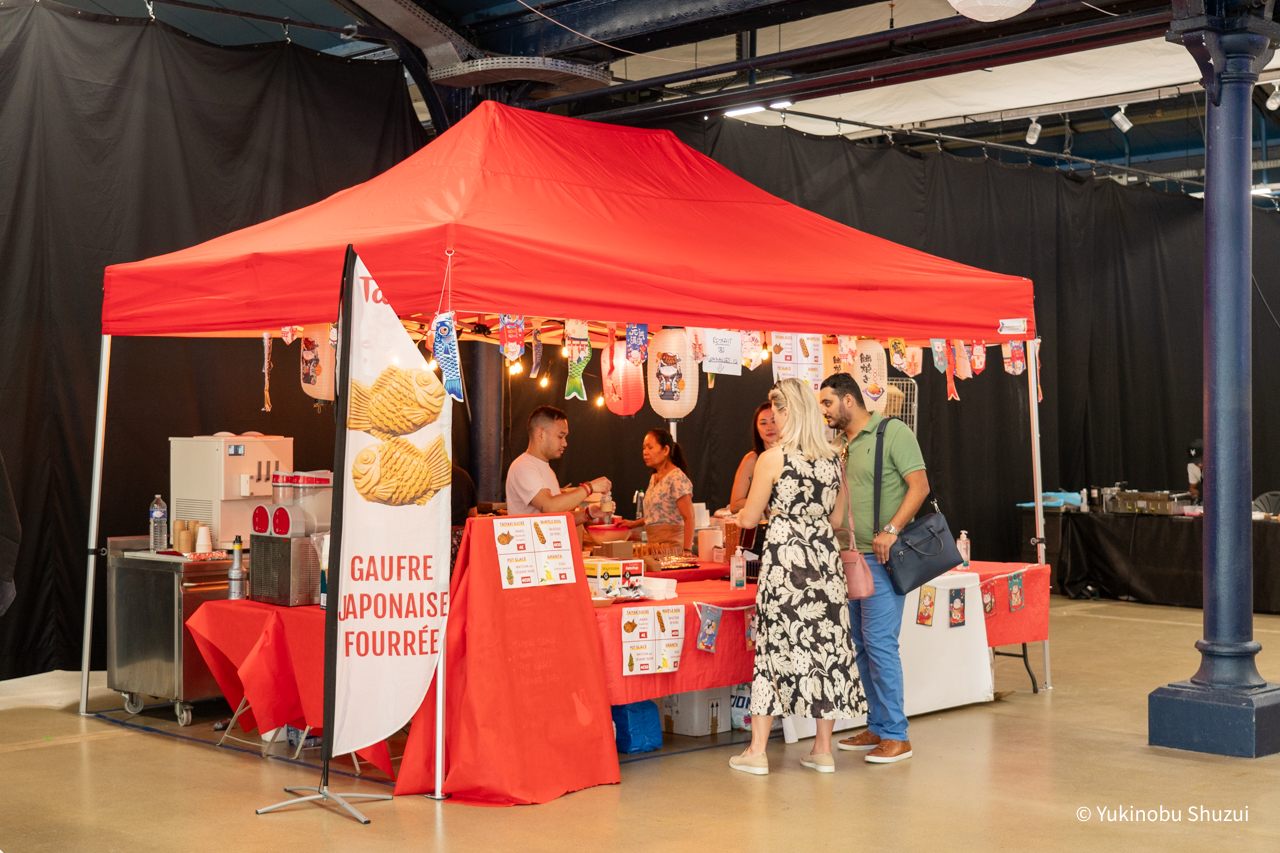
[693,502,710,529]
[194,525,213,554]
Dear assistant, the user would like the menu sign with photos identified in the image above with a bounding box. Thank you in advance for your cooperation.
[620,604,685,676]
[494,516,576,589]
[772,332,824,390]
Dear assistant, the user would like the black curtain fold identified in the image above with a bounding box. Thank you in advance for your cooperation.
[0,1,427,677]
[630,117,1280,566]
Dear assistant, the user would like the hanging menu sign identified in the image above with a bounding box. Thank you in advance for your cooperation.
[772,332,824,390]
[494,516,576,589]
[703,330,743,376]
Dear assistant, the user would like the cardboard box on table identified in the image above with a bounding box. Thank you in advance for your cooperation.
[584,557,644,596]
[661,687,733,736]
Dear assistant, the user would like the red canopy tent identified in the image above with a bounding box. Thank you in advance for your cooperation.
[102,100,1034,341]
[83,102,1051,778]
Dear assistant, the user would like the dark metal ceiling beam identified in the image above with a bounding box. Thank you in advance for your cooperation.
[573,7,1172,124]
[330,0,458,129]
[464,0,872,60]
[151,0,395,41]
[778,106,1204,187]
[528,0,1164,112]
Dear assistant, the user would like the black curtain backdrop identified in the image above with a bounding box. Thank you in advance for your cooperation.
[7,5,1280,678]
[0,1,427,677]
[520,116,1280,575]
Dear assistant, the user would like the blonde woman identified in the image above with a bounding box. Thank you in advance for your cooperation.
[730,378,866,776]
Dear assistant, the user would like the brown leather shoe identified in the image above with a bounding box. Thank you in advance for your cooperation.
[836,730,881,752]
[865,739,913,764]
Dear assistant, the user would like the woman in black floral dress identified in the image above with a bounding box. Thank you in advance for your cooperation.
[730,378,866,776]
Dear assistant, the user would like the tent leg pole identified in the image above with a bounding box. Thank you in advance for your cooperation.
[80,335,112,716]
[425,628,448,800]
[1026,338,1051,690]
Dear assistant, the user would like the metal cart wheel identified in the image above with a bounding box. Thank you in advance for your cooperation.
[123,693,144,715]
[174,703,194,727]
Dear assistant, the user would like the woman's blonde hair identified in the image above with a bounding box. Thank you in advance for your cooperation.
[768,378,837,461]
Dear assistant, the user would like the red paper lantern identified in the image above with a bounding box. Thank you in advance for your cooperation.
[601,340,644,416]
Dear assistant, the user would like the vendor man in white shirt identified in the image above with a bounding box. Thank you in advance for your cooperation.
[505,405,611,518]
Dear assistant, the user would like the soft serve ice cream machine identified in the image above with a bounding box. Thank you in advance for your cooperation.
[169,433,293,547]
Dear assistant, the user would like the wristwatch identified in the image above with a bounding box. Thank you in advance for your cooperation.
[881,523,899,536]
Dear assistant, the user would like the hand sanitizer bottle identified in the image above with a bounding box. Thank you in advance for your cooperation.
[730,547,747,589]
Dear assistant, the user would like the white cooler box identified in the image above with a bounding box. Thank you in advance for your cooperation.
[660,687,733,736]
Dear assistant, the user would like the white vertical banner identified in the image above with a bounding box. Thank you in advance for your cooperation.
[332,255,452,758]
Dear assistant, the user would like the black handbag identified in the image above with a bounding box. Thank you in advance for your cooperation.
[873,418,962,595]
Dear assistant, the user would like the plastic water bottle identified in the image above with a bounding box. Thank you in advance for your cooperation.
[228,536,245,600]
[957,530,971,568]
[148,495,168,552]
[730,547,746,589]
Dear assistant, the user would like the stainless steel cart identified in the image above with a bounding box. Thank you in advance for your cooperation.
[106,536,241,725]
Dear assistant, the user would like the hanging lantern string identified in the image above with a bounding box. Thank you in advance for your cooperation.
[435,248,455,318]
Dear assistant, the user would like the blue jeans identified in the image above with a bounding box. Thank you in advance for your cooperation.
[848,553,908,741]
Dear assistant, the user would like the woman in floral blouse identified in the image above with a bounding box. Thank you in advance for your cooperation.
[624,428,695,553]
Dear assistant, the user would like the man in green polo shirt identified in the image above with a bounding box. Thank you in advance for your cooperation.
[818,372,929,765]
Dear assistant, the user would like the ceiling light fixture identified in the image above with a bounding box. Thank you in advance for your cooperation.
[1111,104,1133,134]
[1268,83,1280,111]
[1025,117,1042,146]
[724,105,766,118]
[946,0,1035,22]
[768,100,793,110]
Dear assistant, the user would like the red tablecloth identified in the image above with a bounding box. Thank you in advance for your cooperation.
[595,580,756,705]
[955,562,1051,647]
[185,600,393,776]
[396,514,620,804]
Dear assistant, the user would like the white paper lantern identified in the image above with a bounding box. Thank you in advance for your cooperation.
[947,0,1034,23]
[601,340,644,416]
[647,328,699,420]
[853,340,889,413]
[299,323,336,401]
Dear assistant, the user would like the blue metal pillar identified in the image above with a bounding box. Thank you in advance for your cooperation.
[1152,4,1280,757]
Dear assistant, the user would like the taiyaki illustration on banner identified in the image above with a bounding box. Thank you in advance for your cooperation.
[351,435,452,506]
[348,364,446,437]
[347,364,451,506]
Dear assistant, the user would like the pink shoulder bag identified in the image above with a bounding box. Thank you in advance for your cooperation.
[839,458,874,601]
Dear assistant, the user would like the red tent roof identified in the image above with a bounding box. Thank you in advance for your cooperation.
[102,101,1034,340]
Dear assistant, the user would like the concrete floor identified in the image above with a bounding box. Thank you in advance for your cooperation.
[3,597,1280,852]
